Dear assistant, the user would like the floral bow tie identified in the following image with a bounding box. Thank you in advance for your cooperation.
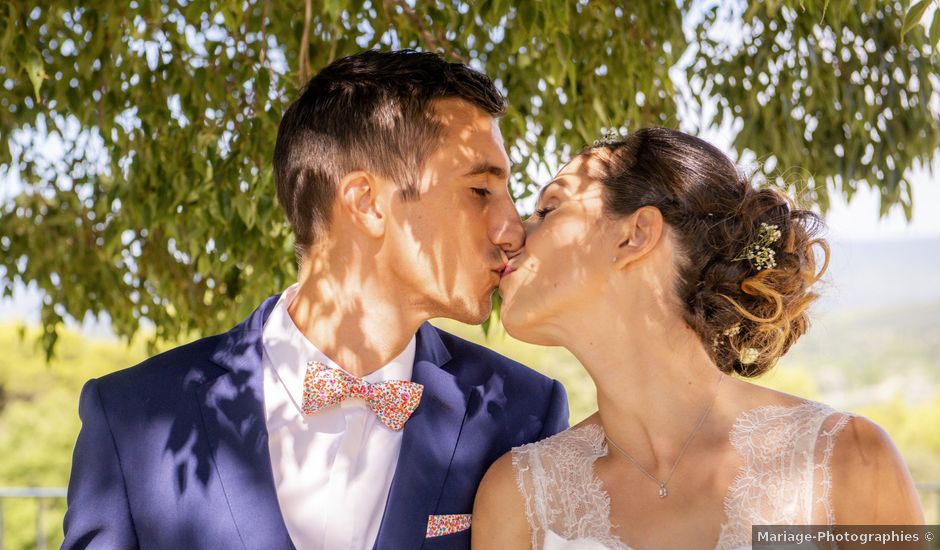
[301,361,423,431]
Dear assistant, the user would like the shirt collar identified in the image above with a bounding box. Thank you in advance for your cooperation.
[262,283,417,396]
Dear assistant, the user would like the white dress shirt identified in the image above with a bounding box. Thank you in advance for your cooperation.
[261,283,417,550]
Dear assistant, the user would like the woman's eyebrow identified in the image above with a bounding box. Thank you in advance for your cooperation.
[537,179,568,202]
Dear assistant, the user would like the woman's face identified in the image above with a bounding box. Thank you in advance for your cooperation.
[499,152,624,345]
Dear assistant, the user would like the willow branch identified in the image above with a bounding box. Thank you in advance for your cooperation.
[259,0,271,67]
[386,0,466,63]
[298,0,313,86]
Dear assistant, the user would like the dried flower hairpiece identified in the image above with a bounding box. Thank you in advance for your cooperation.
[593,128,623,146]
[739,347,760,365]
[732,223,782,271]
[711,322,742,352]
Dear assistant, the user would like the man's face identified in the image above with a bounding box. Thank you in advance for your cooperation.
[381,98,524,324]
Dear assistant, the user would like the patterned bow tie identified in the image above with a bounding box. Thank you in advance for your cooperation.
[301,361,423,431]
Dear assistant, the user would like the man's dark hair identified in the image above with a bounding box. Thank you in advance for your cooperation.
[273,49,507,263]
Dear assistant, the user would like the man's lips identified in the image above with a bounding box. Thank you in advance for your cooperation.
[499,264,516,278]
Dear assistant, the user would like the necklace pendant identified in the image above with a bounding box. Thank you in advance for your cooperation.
[658,483,667,498]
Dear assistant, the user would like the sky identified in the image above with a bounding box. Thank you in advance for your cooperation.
[822,159,940,241]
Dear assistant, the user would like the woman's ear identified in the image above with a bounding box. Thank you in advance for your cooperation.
[338,170,386,238]
[613,206,664,269]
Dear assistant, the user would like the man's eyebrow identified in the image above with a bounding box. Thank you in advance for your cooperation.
[537,179,567,202]
[463,162,507,179]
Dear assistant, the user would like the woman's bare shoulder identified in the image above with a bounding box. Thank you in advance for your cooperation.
[573,411,602,429]
[472,451,530,549]
[829,415,924,523]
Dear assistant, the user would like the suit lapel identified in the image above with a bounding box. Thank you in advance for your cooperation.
[374,323,471,550]
[198,296,294,549]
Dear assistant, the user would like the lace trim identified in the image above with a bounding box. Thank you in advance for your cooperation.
[512,439,544,549]
[512,424,629,549]
[816,412,853,526]
[513,401,854,550]
[715,402,854,550]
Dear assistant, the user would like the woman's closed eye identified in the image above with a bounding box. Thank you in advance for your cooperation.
[535,206,556,219]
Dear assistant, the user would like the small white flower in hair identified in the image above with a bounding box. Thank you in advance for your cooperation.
[739,347,760,365]
[594,127,623,146]
[712,322,742,352]
[732,223,782,271]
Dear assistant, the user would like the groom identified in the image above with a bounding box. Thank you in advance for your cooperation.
[62,50,569,549]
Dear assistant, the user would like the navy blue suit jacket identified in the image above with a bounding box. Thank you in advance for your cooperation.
[63,295,569,549]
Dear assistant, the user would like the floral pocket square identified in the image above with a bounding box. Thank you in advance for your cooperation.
[426,514,471,538]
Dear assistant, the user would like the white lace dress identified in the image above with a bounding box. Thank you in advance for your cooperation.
[511,401,853,550]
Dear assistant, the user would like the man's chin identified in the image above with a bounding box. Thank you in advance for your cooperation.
[463,300,494,326]
[441,292,494,326]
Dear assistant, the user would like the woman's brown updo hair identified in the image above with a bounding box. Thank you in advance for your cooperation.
[586,127,829,377]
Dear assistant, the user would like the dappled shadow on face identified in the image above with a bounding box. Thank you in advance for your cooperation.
[498,152,631,346]
[386,98,521,325]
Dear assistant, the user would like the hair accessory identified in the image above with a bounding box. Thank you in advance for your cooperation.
[594,127,622,146]
[739,347,760,365]
[732,223,782,271]
[711,322,742,352]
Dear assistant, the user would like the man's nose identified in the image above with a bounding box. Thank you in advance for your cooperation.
[490,195,526,254]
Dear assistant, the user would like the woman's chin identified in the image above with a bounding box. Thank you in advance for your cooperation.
[500,299,556,347]
[498,294,526,337]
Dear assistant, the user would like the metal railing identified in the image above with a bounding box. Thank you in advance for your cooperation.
[0,488,67,550]
[1,484,939,549]
[920,482,940,525]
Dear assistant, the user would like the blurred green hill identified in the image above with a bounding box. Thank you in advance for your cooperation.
[0,325,151,549]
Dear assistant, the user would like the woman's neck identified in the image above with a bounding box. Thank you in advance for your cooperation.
[559,299,728,475]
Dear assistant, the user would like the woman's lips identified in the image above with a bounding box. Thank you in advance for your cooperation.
[500,264,515,278]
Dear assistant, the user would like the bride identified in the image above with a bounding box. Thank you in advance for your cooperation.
[472,128,923,549]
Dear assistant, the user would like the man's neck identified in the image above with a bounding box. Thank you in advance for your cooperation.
[286,259,426,378]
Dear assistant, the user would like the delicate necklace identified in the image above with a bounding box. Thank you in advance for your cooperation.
[604,373,724,499]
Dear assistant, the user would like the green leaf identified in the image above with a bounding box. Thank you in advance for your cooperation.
[518,1,536,32]
[901,0,930,41]
[930,11,940,47]
[257,67,271,99]
[592,96,607,125]
[324,0,343,18]
[25,55,47,102]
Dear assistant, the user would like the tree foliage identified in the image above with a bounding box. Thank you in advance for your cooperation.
[1,0,938,356]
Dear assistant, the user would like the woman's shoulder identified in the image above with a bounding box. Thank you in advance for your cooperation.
[724,384,842,446]
[725,381,850,436]
[476,421,603,505]
[830,414,898,470]
[828,414,924,522]
[473,450,531,548]
[473,421,607,549]
[513,414,607,462]
[730,382,922,522]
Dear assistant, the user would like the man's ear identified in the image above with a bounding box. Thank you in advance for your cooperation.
[338,170,386,238]
[613,205,664,269]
